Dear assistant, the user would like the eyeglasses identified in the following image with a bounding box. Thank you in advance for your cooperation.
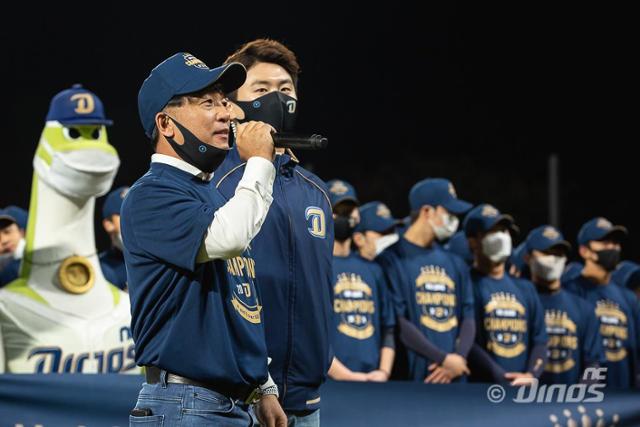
[210,96,232,110]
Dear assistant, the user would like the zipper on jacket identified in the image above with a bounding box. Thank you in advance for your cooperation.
[279,165,297,404]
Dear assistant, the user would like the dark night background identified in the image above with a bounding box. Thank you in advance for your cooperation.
[2,4,636,262]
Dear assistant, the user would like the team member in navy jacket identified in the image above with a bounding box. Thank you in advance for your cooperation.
[215,39,333,425]
[524,225,605,385]
[325,182,396,382]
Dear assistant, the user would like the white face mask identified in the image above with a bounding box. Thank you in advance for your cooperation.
[481,231,512,263]
[430,212,459,241]
[375,233,399,255]
[531,254,566,282]
[14,238,26,260]
[34,149,120,199]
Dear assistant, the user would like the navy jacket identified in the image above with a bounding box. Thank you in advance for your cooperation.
[216,149,334,412]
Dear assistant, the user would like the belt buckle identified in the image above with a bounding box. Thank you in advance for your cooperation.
[244,387,261,405]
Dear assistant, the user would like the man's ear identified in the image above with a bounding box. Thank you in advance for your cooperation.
[578,245,591,261]
[155,112,175,139]
[419,205,434,221]
[352,232,365,249]
[103,218,115,234]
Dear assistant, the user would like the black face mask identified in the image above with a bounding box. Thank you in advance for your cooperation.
[334,216,356,242]
[235,92,298,133]
[165,116,229,174]
[594,248,621,272]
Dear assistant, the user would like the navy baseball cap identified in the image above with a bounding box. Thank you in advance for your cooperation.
[327,179,359,207]
[0,206,28,230]
[356,201,397,233]
[463,203,518,236]
[138,52,247,138]
[577,217,628,246]
[444,231,473,264]
[525,225,571,254]
[101,186,129,220]
[46,84,113,126]
[409,178,472,215]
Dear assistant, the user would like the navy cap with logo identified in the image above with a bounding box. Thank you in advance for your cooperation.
[138,52,247,138]
[46,84,113,126]
[463,203,518,236]
[525,225,571,254]
[0,206,28,230]
[327,179,359,207]
[409,178,472,215]
[577,217,628,246]
[355,201,397,233]
[102,186,130,220]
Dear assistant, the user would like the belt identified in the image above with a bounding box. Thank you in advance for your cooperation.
[144,366,260,404]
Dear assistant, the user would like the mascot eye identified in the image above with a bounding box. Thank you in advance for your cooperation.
[68,128,81,139]
[92,128,101,139]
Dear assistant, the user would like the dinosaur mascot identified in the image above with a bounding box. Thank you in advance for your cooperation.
[0,85,137,373]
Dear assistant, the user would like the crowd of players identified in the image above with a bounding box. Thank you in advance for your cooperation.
[2,173,638,389]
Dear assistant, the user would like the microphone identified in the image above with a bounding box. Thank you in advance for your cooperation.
[272,133,328,150]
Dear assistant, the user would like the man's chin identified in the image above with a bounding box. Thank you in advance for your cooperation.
[211,134,230,148]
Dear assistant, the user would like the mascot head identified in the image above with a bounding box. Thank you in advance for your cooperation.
[34,84,120,199]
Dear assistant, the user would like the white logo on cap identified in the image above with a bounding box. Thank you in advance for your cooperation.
[596,218,613,230]
[183,53,209,69]
[543,227,560,240]
[376,204,392,219]
[482,205,499,218]
[330,181,349,195]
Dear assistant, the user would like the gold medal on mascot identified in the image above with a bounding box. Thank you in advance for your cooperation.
[58,256,95,294]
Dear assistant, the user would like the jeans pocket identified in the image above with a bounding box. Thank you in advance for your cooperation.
[129,414,164,426]
[185,387,235,415]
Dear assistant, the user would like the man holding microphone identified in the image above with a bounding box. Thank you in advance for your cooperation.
[123,52,286,426]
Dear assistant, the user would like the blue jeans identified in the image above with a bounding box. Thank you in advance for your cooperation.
[129,379,257,426]
[285,409,320,427]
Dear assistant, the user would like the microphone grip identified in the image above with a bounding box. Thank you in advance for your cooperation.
[272,133,328,150]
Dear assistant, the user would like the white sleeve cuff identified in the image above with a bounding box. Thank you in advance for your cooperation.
[260,371,279,397]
